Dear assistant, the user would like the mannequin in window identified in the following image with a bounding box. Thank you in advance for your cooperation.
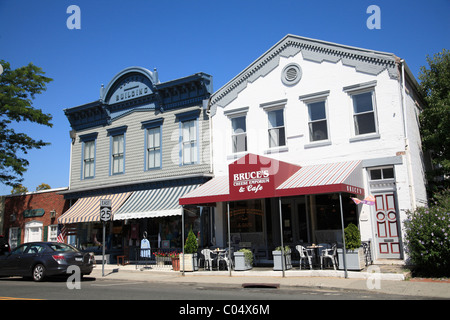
[140,231,151,258]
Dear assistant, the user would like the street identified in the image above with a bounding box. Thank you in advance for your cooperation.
[0,276,435,301]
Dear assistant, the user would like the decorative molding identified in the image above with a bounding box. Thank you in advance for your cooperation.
[64,69,212,131]
[210,34,399,115]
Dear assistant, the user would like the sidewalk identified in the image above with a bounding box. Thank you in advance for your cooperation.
[89,263,450,299]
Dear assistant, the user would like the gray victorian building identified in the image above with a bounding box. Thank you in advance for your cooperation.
[58,67,214,261]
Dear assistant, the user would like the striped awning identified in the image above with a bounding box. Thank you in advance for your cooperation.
[277,160,364,196]
[179,176,229,205]
[179,160,364,205]
[114,184,200,220]
[58,192,132,224]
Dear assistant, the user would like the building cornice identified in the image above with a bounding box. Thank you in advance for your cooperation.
[210,34,399,115]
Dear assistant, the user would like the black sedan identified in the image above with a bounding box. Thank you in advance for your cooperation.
[0,242,94,281]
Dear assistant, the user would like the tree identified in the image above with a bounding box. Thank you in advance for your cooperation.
[0,60,53,187]
[10,184,28,194]
[418,49,450,195]
[36,183,51,191]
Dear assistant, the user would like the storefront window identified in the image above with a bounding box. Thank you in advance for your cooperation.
[315,194,358,230]
[230,200,263,233]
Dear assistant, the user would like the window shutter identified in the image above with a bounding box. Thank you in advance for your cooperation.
[43,226,48,241]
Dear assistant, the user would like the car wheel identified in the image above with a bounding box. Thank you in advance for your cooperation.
[32,264,46,282]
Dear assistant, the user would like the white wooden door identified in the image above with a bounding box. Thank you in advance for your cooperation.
[374,193,401,259]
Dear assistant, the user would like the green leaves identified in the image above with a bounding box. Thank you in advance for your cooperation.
[418,49,450,192]
[0,60,53,187]
[404,189,450,276]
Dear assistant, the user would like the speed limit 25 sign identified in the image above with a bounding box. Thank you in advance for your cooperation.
[100,199,112,222]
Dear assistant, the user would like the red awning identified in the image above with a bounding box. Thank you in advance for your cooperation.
[179,154,364,206]
[276,160,364,196]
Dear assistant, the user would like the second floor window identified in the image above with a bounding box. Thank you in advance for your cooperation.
[83,140,95,178]
[352,91,377,135]
[231,116,247,153]
[268,109,286,148]
[111,134,124,174]
[182,119,198,164]
[147,127,161,169]
[308,101,328,141]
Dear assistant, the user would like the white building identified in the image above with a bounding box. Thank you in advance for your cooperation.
[181,34,427,265]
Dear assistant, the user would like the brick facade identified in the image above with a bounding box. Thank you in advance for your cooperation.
[3,188,69,246]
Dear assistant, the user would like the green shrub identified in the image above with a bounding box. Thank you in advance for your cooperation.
[404,189,450,276]
[274,245,291,255]
[344,223,361,251]
[238,248,253,266]
[184,228,198,254]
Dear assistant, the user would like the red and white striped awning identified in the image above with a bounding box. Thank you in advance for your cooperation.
[276,160,364,196]
[58,192,132,224]
[179,176,229,205]
[179,158,364,206]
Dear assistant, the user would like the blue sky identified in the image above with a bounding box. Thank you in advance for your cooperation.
[0,0,449,195]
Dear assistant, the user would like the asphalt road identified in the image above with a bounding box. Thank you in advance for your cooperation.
[0,275,433,302]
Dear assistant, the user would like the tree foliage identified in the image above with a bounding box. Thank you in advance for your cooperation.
[10,184,28,194]
[36,183,51,191]
[418,49,450,193]
[0,60,53,187]
[404,189,450,276]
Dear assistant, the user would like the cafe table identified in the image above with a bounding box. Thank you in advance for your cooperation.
[212,248,226,270]
[306,244,323,269]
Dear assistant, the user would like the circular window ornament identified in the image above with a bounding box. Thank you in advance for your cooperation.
[281,63,302,86]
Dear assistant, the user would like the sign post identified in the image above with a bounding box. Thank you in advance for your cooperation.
[100,199,112,277]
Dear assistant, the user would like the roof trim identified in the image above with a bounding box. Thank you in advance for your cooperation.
[210,34,399,114]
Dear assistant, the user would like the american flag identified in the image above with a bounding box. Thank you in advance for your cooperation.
[57,224,66,243]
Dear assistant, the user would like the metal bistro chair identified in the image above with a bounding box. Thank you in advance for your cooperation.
[296,245,313,270]
[201,249,214,271]
[320,243,337,270]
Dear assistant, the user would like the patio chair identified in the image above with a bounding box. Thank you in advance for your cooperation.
[296,245,313,270]
[217,248,233,270]
[320,243,337,270]
[201,249,214,271]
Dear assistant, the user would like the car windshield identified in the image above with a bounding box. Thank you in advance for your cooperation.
[49,243,79,252]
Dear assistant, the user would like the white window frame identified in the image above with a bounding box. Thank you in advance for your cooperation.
[267,108,286,148]
[111,134,125,175]
[369,166,395,181]
[300,90,331,148]
[48,225,58,242]
[260,99,288,154]
[344,81,380,142]
[181,119,198,165]
[83,140,95,179]
[147,126,161,170]
[231,116,247,154]
[9,227,19,250]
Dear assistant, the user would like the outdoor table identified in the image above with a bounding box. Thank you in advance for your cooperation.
[307,245,323,269]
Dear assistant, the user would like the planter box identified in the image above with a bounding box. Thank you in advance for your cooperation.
[337,247,365,271]
[272,250,292,271]
[179,253,198,272]
[172,257,180,271]
[234,252,252,271]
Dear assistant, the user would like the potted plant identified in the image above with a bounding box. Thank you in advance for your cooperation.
[153,251,167,267]
[170,251,180,271]
[234,248,253,271]
[272,246,292,271]
[337,223,365,270]
[180,229,198,272]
